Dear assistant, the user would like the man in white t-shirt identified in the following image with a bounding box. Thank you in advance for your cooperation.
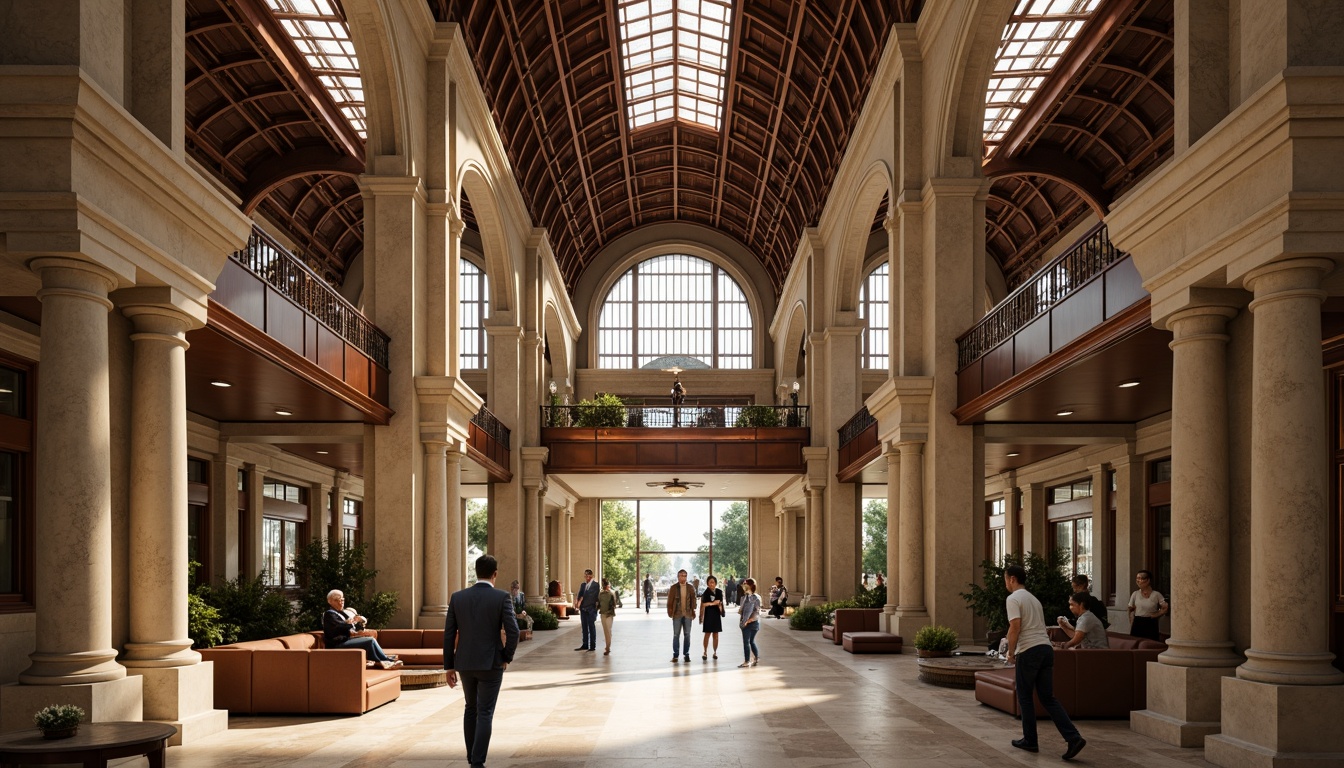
[1004,564,1087,760]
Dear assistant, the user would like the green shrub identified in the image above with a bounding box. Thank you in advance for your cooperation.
[33,704,84,731]
[528,607,559,631]
[546,394,571,427]
[188,592,231,649]
[574,393,626,428]
[734,404,782,427]
[854,583,887,608]
[196,572,295,644]
[788,605,826,631]
[291,539,398,631]
[960,550,1072,633]
[913,624,960,652]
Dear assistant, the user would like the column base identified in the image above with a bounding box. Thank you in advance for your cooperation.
[1204,675,1344,767]
[893,610,930,638]
[126,662,226,745]
[802,594,828,607]
[878,606,897,634]
[0,675,143,733]
[418,607,448,628]
[1131,661,1237,747]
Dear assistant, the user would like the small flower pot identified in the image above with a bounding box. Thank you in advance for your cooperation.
[916,649,952,658]
[41,726,77,740]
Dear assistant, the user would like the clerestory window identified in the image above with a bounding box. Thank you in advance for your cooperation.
[266,0,367,139]
[617,0,733,131]
[859,262,890,370]
[460,259,489,370]
[597,254,752,369]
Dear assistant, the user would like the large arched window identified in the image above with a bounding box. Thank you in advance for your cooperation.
[859,261,889,370]
[460,259,489,369]
[597,253,752,369]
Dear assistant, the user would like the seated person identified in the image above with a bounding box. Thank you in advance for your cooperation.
[510,580,533,630]
[1060,574,1109,628]
[323,589,402,668]
[1059,591,1109,649]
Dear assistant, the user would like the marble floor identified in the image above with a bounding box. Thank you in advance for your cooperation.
[168,611,1217,768]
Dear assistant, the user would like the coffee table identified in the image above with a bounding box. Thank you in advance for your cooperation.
[400,668,448,689]
[0,721,177,768]
[917,655,1006,689]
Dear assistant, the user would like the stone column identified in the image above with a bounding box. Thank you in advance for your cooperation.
[1206,258,1344,767]
[210,453,244,583]
[561,505,574,602]
[881,447,901,631]
[242,463,268,579]
[308,482,332,544]
[894,440,930,636]
[1133,303,1241,747]
[4,259,142,731]
[1003,476,1020,557]
[445,449,464,596]
[1090,465,1114,606]
[420,440,449,625]
[805,485,826,604]
[1021,482,1047,556]
[330,472,349,546]
[120,299,227,742]
[524,483,546,605]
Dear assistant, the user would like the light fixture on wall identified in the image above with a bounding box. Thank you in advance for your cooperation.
[549,380,557,394]
[646,478,704,497]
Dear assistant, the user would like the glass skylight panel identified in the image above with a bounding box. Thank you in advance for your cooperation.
[983,0,1101,153]
[618,0,732,131]
[267,0,367,139]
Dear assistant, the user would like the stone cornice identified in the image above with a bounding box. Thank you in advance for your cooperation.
[866,376,933,445]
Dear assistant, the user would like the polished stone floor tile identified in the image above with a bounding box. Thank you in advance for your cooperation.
[168,611,1218,768]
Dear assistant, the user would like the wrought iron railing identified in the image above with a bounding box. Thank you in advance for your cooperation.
[231,227,391,368]
[837,406,875,450]
[542,404,809,429]
[471,405,511,450]
[957,223,1125,370]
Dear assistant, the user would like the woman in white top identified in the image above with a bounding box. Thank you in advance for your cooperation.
[1126,569,1168,640]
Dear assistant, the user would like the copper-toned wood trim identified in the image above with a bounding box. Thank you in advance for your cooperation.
[540,427,808,473]
[466,444,512,484]
[836,421,880,483]
[953,298,1151,425]
[836,445,881,484]
[207,299,394,424]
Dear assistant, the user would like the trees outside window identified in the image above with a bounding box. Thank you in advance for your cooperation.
[861,499,887,576]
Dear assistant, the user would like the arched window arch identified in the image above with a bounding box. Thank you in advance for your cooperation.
[859,261,889,370]
[460,258,489,370]
[597,253,752,369]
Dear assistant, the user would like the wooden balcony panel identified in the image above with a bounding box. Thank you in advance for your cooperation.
[467,421,512,483]
[1104,257,1145,319]
[1014,314,1051,373]
[836,421,880,483]
[1050,278,1105,350]
[540,427,809,473]
[984,341,1014,392]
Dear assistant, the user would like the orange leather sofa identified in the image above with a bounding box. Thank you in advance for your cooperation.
[200,632,401,715]
[972,631,1166,718]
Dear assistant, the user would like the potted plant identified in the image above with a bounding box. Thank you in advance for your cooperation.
[33,704,84,739]
[734,404,782,427]
[574,393,626,428]
[960,550,1072,650]
[913,625,959,658]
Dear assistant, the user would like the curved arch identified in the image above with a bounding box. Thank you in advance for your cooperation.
[984,150,1109,218]
[833,161,892,316]
[543,302,571,391]
[939,0,1017,166]
[241,148,365,213]
[459,160,514,313]
[339,0,411,161]
[779,301,808,386]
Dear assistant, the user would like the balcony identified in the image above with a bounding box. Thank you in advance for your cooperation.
[836,406,879,482]
[468,404,512,482]
[540,404,810,473]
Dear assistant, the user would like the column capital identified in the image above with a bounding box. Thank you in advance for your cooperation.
[116,286,207,331]
[897,440,925,456]
[31,257,118,308]
[1244,257,1333,305]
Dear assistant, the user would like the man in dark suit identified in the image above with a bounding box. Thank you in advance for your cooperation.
[572,568,599,651]
[444,555,518,768]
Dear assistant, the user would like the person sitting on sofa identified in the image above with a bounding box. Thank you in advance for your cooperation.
[1057,574,1109,630]
[1060,592,1109,649]
[509,580,532,630]
[323,589,402,669]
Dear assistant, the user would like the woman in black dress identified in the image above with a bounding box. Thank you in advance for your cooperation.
[698,575,725,660]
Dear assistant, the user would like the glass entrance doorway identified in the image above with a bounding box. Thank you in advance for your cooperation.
[600,499,748,608]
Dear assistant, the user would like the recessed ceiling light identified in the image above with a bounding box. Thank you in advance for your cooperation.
[1118,380,1140,388]
[315,450,329,455]
[210,380,232,388]
[275,409,293,416]
[1056,409,1074,417]
[0,388,11,394]
[1006,452,1020,457]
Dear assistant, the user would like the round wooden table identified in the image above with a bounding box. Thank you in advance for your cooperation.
[0,721,177,768]
[917,655,1007,689]
[400,668,448,689]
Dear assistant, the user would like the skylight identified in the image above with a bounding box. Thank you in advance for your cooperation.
[266,0,367,140]
[617,0,732,131]
[983,0,1101,154]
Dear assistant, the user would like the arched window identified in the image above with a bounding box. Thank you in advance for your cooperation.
[597,253,752,369]
[859,262,889,370]
[460,259,489,369]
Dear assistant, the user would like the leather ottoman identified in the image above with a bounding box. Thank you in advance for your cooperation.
[841,631,902,653]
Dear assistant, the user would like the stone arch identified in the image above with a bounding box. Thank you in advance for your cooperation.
[340,0,415,163]
[543,302,571,390]
[833,162,892,316]
[459,161,514,313]
[938,0,1017,168]
[779,301,808,386]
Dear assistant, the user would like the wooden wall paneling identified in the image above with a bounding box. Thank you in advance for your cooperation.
[344,345,369,394]
[756,442,803,468]
[1050,279,1104,352]
[595,442,638,466]
[1015,314,1051,372]
[264,287,306,356]
[958,359,983,405]
[634,442,677,466]
[304,315,319,365]
[213,261,265,328]
[371,363,389,403]
[317,325,343,378]
[1104,257,1145,319]
[984,340,1015,392]
[716,442,755,467]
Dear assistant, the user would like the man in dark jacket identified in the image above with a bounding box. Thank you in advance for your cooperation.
[444,555,519,768]
[572,568,599,651]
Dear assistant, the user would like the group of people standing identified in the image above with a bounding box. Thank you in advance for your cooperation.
[664,569,761,666]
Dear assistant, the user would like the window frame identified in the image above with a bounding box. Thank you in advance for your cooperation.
[0,353,35,612]
[459,256,489,370]
[859,260,890,370]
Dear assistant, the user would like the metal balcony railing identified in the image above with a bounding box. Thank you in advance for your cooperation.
[470,405,511,450]
[957,223,1125,370]
[542,404,809,429]
[231,227,391,368]
[837,406,876,450]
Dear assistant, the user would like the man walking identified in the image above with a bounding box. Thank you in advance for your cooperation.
[444,555,518,768]
[643,575,654,614]
[666,569,697,662]
[725,575,738,605]
[573,568,598,651]
[1003,564,1086,760]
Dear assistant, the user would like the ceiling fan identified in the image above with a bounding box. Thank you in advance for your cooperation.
[646,478,704,497]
